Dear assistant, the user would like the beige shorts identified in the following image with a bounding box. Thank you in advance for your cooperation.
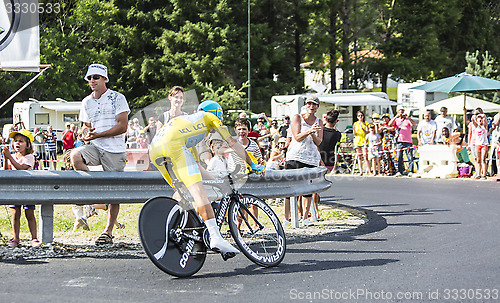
[75,143,126,172]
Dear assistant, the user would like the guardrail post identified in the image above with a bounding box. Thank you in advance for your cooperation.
[290,196,300,228]
[39,204,53,243]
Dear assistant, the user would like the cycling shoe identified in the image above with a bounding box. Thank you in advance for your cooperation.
[210,237,240,256]
[221,252,237,261]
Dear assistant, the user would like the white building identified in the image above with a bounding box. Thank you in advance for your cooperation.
[301,50,400,93]
[397,81,448,110]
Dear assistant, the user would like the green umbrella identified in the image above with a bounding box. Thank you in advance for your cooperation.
[412,72,500,130]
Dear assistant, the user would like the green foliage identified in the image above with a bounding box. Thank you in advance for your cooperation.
[465,50,500,102]
[2,0,500,120]
[201,81,249,125]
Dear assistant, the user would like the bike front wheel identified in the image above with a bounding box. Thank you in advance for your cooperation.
[138,196,207,277]
[227,194,286,267]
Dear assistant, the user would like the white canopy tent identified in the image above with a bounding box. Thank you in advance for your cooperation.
[317,93,396,106]
[426,95,500,114]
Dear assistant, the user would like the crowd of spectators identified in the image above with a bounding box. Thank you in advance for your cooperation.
[4,78,500,245]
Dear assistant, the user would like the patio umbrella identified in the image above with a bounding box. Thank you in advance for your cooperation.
[412,72,500,130]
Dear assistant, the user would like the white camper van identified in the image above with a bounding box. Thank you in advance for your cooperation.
[13,99,81,148]
[271,92,396,132]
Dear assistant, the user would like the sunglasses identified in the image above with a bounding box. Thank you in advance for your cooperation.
[87,75,102,81]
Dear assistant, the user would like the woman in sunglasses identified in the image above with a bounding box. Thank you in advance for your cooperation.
[353,110,370,175]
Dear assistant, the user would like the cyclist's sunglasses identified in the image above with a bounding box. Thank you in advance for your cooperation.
[87,75,102,81]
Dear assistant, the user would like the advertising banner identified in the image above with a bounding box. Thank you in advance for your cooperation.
[0,0,40,72]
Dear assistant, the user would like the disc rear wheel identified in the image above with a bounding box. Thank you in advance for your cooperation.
[138,197,206,277]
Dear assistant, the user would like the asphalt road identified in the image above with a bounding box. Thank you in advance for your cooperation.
[1,176,499,303]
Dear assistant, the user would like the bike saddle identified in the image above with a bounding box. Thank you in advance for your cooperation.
[155,156,172,166]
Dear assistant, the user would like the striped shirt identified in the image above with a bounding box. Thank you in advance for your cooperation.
[44,131,57,151]
[227,138,262,172]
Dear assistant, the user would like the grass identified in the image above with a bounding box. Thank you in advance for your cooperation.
[0,200,363,243]
[0,204,143,243]
[371,87,398,101]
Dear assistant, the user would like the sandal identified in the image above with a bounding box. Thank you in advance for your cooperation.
[95,233,114,245]
[31,239,41,247]
[9,239,20,248]
[115,223,125,229]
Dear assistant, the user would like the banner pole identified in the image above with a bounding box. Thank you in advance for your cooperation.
[0,65,51,110]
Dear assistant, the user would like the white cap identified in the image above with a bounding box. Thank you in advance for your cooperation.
[84,63,109,82]
[396,104,405,111]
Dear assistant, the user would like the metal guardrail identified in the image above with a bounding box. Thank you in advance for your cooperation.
[0,167,331,242]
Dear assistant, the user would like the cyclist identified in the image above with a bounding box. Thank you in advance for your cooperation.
[149,100,264,257]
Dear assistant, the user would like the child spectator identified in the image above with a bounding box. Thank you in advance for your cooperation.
[74,128,87,148]
[207,139,230,177]
[2,129,41,248]
[366,124,382,175]
[136,131,148,149]
[43,125,58,170]
[266,137,287,170]
[228,118,264,171]
[472,114,489,180]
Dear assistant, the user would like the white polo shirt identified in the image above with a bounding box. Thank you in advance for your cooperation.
[79,89,130,153]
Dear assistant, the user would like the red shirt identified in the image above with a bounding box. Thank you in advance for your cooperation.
[62,130,75,149]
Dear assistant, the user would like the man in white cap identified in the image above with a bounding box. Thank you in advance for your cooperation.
[70,63,130,245]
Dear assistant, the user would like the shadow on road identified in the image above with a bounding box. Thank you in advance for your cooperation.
[189,258,399,279]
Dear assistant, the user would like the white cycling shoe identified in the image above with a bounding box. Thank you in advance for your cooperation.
[210,237,240,255]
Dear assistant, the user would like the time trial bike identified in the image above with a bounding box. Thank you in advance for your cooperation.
[138,157,286,277]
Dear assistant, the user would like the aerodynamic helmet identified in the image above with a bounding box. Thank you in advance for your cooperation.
[197,100,223,121]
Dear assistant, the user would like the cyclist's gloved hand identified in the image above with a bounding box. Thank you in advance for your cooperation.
[250,162,265,173]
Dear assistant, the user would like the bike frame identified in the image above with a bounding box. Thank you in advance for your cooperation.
[157,156,259,250]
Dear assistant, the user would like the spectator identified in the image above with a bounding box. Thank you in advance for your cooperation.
[467,108,482,165]
[389,106,416,177]
[435,106,456,144]
[74,127,89,148]
[228,118,264,172]
[2,129,41,247]
[266,137,287,170]
[256,119,272,160]
[239,112,252,129]
[62,122,76,170]
[472,113,489,180]
[366,124,382,175]
[380,113,396,175]
[489,111,500,176]
[70,63,130,245]
[144,116,157,144]
[279,115,291,138]
[43,125,58,170]
[132,118,143,135]
[252,113,270,131]
[126,120,137,149]
[417,110,437,146]
[442,128,470,165]
[269,119,281,149]
[156,86,186,129]
[319,109,341,173]
[371,113,383,134]
[206,138,230,177]
[32,127,45,169]
[136,131,148,149]
[353,110,370,176]
[284,95,323,227]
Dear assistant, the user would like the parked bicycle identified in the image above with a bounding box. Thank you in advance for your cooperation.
[138,157,286,277]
